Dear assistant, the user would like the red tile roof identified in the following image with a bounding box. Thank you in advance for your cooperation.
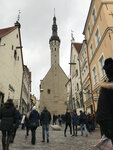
[0,26,17,37]
[73,42,82,53]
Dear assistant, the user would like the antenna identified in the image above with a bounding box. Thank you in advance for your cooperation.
[17,10,21,22]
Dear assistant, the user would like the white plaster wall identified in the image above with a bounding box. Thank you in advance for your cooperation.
[0,28,23,104]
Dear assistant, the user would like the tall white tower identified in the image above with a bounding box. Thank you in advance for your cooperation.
[49,15,60,66]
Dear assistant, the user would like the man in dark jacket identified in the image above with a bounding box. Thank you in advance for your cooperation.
[64,109,72,137]
[12,107,21,142]
[0,99,17,150]
[40,107,51,143]
[79,110,88,136]
[29,106,40,145]
[96,58,113,144]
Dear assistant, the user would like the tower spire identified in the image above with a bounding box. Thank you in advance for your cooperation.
[49,10,60,43]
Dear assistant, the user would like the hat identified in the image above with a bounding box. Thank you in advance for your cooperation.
[103,58,113,70]
[7,99,13,103]
[32,106,36,110]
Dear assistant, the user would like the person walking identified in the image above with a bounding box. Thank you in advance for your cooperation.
[96,58,113,144]
[72,109,78,136]
[40,107,51,143]
[79,110,88,137]
[25,111,30,137]
[12,107,21,143]
[29,106,40,145]
[0,99,17,150]
[64,109,72,137]
[21,114,25,130]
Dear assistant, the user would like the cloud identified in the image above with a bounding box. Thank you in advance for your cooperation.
[0,0,91,99]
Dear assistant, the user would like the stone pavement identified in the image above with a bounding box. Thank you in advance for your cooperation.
[0,126,101,150]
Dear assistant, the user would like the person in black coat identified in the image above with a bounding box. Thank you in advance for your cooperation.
[79,110,88,136]
[0,99,17,150]
[96,58,113,144]
[40,107,51,143]
[12,107,21,142]
[29,106,40,145]
[64,109,72,137]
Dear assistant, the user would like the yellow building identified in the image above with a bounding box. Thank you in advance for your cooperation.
[83,0,113,113]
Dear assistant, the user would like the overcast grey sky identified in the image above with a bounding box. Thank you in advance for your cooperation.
[0,0,91,99]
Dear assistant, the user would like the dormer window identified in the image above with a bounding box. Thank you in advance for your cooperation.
[92,8,96,25]
[88,25,91,39]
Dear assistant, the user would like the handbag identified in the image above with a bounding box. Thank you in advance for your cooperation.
[95,135,113,150]
[30,122,37,129]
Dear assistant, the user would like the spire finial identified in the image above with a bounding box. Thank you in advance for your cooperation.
[17,10,21,22]
[54,8,55,17]
[71,30,75,41]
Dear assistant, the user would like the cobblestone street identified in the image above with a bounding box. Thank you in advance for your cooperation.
[0,126,100,150]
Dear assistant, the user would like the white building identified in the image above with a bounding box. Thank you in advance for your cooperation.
[70,40,84,113]
[0,22,24,108]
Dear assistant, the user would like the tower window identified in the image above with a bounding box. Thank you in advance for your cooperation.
[47,89,51,94]
[55,48,56,51]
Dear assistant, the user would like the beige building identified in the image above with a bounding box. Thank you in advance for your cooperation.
[79,40,93,114]
[30,94,36,109]
[0,21,23,108]
[39,16,68,116]
[70,39,84,114]
[83,0,113,113]
[21,65,31,114]
[65,78,71,110]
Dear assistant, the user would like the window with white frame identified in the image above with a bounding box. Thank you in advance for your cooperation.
[92,66,98,85]
[92,8,96,24]
[98,55,105,78]
[90,43,94,59]
[95,28,100,47]
[88,25,91,39]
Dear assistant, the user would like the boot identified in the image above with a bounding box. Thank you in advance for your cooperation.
[2,137,6,150]
[47,136,49,143]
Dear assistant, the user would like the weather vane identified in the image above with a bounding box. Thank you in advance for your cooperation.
[17,10,21,22]
[71,30,75,41]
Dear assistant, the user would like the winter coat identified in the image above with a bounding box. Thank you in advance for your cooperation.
[0,102,17,131]
[29,110,40,128]
[14,110,21,129]
[40,109,51,125]
[96,82,113,123]
[64,112,72,124]
[72,113,78,126]
[79,112,87,124]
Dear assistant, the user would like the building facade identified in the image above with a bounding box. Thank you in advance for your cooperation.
[70,40,84,114]
[0,22,24,108]
[83,0,113,113]
[79,40,93,114]
[21,65,31,114]
[39,16,68,116]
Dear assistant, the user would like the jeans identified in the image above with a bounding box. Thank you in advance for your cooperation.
[2,130,12,150]
[42,124,49,140]
[80,124,88,136]
[73,124,77,136]
[31,128,36,145]
[64,123,72,136]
